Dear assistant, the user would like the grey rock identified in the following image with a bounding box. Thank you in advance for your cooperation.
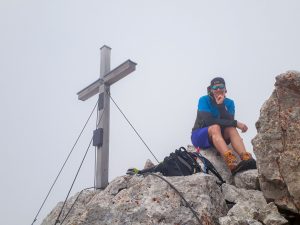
[222,184,288,224]
[219,216,263,225]
[252,70,300,214]
[41,189,98,225]
[227,201,260,220]
[222,183,266,206]
[144,159,155,169]
[42,173,228,225]
[233,170,260,190]
[258,202,289,225]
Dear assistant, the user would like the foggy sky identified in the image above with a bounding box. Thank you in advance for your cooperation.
[1,1,300,224]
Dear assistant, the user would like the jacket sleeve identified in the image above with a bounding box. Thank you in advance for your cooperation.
[198,111,237,127]
[216,102,235,120]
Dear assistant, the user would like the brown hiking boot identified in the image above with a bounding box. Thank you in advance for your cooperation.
[232,152,257,176]
[240,152,252,161]
[223,150,238,171]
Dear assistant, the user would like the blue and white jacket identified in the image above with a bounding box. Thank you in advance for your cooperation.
[192,95,237,131]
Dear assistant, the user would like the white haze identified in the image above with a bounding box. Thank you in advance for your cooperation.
[1,1,300,224]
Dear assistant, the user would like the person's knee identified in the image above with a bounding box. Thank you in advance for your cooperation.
[208,124,221,136]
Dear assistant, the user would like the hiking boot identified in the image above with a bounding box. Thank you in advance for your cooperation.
[241,152,257,171]
[232,159,257,175]
[232,153,257,176]
[126,168,140,175]
[223,150,238,172]
[240,152,253,161]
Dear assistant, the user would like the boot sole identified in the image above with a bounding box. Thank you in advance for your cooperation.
[232,159,257,176]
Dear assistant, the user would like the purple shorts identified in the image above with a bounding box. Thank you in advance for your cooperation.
[191,127,212,149]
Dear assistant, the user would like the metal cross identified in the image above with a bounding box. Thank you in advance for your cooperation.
[77,45,137,188]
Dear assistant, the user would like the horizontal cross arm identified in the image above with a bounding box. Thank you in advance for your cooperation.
[77,59,137,101]
[103,59,137,86]
[77,79,104,101]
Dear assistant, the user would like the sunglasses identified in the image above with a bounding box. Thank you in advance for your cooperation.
[211,84,225,90]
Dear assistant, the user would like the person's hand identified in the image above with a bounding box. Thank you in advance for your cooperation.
[237,121,248,133]
[214,93,225,104]
[214,93,225,105]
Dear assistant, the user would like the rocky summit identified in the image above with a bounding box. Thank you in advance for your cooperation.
[41,71,300,225]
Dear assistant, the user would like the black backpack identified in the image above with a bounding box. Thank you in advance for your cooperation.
[137,147,225,184]
[158,147,202,176]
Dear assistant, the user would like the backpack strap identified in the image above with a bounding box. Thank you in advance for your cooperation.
[192,152,225,185]
[170,152,187,176]
[176,155,193,171]
[178,147,202,173]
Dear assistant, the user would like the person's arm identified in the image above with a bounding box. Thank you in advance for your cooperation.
[215,98,248,132]
[197,110,237,127]
[216,103,234,120]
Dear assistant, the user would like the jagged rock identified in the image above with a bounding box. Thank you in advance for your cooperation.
[258,202,289,225]
[222,183,267,207]
[219,216,263,225]
[227,200,260,220]
[42,173,228,225]
[41,189,98,225]
[221,184,287,224]
[224,202,288,225]
[105,175,144,196]
[187,145,234,184]
[233,170,260,190]
[252,70,300,214]
[144,159,155,169]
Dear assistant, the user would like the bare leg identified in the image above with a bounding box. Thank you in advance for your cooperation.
[223,127,247,156]
[208,125,229,155]
[208,125,239,171]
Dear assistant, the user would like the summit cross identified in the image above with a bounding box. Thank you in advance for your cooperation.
[77,45,137,189]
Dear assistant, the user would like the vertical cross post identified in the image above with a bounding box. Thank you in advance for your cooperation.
[96,46,111,188]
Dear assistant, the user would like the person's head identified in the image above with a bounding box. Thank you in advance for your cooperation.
[207,77,227,96]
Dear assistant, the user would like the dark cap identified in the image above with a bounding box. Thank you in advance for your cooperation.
[210,77,225,86]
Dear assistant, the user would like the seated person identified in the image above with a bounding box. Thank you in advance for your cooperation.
[191,77,256,175]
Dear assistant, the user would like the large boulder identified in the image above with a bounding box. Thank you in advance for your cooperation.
[252,71,300,214]
[41,173,228,225]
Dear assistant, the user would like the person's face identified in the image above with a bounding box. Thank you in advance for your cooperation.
[211,83,226,97]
